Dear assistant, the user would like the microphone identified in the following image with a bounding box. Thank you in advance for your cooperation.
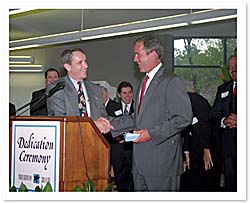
[13,81,65,116]
[45,81,65,98]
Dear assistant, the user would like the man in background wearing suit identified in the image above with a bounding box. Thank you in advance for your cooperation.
[111,81,134,191]
[181,92,221,191]
[101,82,134,191]
[210,55,237,191]
[101,86,118,117]
[132,35,193,191]
[47,48,134,134]
[30,68,59,115]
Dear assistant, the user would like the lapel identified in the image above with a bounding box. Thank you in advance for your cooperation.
[129,100,134,114]
[64,75,78,109]
[118,102,123,114]
[84,80,100,118]
[223,80,234,112]
[220,80,233,98]
[136,66,166,121]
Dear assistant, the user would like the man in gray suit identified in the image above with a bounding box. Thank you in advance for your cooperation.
[132,35,193,191]
[47,48,134,134]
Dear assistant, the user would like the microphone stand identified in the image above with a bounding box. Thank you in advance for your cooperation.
[14,95,47,117]
[14,81,65,116]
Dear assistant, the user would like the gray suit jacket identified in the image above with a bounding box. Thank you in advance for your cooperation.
[46,75,134,133]
[133,66,192,177]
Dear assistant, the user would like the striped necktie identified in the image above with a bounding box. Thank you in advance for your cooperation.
[77,81,88,117]
[124,104,129,115]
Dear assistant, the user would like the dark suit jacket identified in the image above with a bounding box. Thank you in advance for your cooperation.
[106,98,119,117]
[210,80,236,158]
[9,102,16,116]
[133,65,192,178]
[30,88,48,116]
[104,98,119,143]
[116,100,134,116]
[182,92,212,161]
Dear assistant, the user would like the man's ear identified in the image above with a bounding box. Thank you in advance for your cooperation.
[64,64,71,72]
[150,50,159,59]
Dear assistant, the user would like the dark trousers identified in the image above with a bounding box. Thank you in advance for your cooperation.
[224,156,237,191]
[111,143,134,191]
[180,159,221,192]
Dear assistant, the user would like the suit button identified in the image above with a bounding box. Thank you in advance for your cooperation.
[171,140,175,144]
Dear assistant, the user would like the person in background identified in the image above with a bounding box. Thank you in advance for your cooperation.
[9,102,16,116]
[110,81,134,191]
[46,48,134,134]
[180,92,221,191]
[30,68,59,115]
[132,35,192,191]
[100,86,119,186]
[210,55,237,191]
[101,86,118,117]
[101,86,119,143]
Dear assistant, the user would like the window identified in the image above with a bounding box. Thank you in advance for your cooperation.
[173,37,237,104]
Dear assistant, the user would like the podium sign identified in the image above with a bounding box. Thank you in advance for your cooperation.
[11,121,60,191]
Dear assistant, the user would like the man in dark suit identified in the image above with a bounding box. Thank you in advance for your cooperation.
[47,48,134,134]
[30,68,59,115]
[132,35,192,191]
[210,55,237,191]
[110,81,134,191]
[101,83,134,191]
[180,92,221,191]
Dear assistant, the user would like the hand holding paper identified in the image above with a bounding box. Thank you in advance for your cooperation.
[133,129,151,143]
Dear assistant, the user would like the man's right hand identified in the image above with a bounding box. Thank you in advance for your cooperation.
[94,117,114,134]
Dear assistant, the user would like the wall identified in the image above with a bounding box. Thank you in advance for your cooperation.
[10,34,173,115]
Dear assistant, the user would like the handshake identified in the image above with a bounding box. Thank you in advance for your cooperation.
[94,117,114,134]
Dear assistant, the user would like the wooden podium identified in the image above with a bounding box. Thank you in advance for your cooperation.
[10,116,110,191]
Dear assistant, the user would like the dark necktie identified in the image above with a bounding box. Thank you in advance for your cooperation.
[77,81,88,117]
[138,75,149,113]
[124,104,129,115]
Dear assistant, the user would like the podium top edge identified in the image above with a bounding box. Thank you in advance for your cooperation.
[10,116,93,122]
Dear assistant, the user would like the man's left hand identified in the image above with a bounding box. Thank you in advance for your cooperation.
[203,148,213,171]
[133,129,151,143]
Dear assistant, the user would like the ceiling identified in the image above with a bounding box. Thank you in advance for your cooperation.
[9,9,237,51]
[10,9,202,40]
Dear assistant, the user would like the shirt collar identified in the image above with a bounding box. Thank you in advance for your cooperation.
[121,101,131,111]
[105,98,110,107]
[146,62,162,79]
[68,75,82,91]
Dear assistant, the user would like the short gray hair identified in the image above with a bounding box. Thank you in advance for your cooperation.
[134,35,164,60]
[60,48,86,66]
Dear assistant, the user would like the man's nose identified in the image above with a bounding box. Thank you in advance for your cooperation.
[133,55,138,62]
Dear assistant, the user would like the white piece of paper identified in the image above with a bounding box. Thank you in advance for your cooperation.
[124,132,140,142]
